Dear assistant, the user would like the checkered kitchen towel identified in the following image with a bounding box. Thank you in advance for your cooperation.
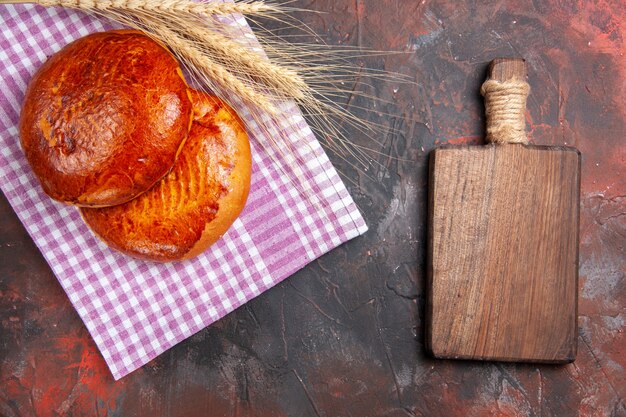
[0,4,367,380]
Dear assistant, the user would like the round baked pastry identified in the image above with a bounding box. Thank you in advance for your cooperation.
[80,91,252,262]
[20,30,193,207]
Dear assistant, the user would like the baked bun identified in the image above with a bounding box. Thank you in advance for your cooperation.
[80,91,251,262]
[20,30,193,207]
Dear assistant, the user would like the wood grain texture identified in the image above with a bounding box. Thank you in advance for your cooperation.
[427,144,580,362]
[2,1,625,415]
[489,58,527,82]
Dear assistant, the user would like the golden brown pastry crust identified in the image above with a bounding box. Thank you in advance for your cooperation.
[80,91,252,262]
[20,30,193,207]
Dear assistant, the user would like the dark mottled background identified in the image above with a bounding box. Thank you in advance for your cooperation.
[1,1,624,416]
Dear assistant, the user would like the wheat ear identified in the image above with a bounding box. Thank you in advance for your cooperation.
[0,0,415,177]
[7,0,280,16]
[145,22,277,114]
[167,19,308,101]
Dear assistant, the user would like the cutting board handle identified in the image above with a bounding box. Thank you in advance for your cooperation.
[481,58,530,144]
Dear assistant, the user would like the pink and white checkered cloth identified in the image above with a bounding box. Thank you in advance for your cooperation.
[0,4,367,380]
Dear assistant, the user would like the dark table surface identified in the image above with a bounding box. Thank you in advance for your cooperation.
[1,1,624,416]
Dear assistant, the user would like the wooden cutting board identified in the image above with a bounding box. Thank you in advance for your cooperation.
[426,58,580,363]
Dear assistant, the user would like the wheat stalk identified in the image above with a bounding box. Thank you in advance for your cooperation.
[5,0,309,113]
[1,0,415,186]
[3,0,280,16]
[169,18,308,100]
[140,19,279,113]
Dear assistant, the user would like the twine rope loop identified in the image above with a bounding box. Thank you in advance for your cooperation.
[481,79,530,144]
